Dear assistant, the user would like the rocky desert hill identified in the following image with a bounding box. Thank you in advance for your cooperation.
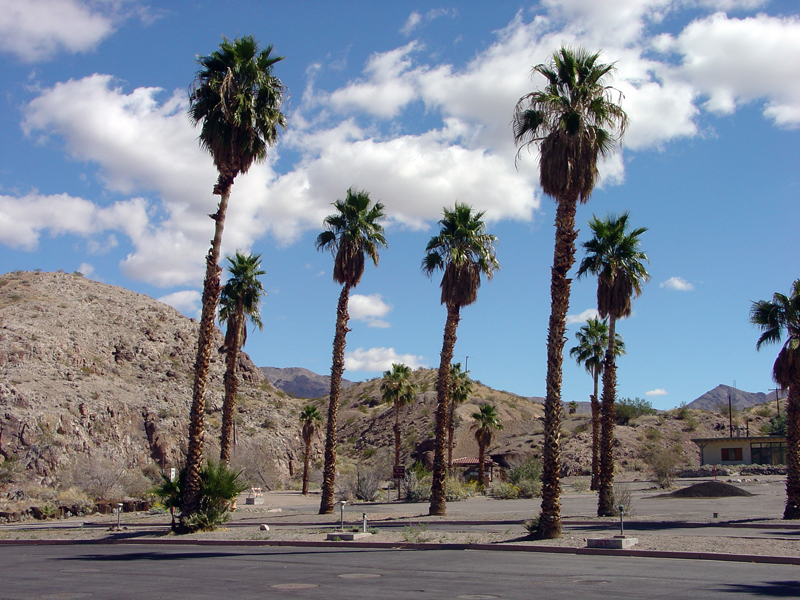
[300,368,783,479]
[260,366,354,399]
[0,270,306,495]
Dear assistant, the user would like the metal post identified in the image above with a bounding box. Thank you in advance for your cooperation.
[362,513,367,533]
[618,505,625,537]
[338,501,346,530]
[116,503,123,530]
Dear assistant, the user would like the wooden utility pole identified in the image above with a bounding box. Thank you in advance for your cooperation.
[772,388,781,416]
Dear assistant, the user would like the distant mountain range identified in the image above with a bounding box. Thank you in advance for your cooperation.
[261,368,783,413]
[685,384,785,411]
[260,366,355,399]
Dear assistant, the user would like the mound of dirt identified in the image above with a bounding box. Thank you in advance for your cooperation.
[669,481,754,498]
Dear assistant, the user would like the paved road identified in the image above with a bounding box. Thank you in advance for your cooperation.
[1,544,799,600]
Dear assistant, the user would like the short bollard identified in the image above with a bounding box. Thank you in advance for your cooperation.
[338,500,347,530]
[618,505,625,536]
[116,503,123,530]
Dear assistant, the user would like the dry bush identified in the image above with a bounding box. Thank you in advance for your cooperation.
[64,456,128,500]
[641,442,685,488]
[229,439,284,490]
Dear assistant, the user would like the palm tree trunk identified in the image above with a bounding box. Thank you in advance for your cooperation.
[597,316,618,517]
[477,441,486,491]
[181,183,231,526]
[220,313,243,465]
[537,195,578,539]
[429,304,461,516]
[448,398,456,473]
[394,402,401,466]
[784,382,800,519]
[302,437,311,496]
[590,367,600,491]
[319,283,351,514]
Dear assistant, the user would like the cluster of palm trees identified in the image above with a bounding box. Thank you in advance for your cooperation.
[179,34,799,532]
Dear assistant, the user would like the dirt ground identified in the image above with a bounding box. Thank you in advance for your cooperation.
[2,476,799,560]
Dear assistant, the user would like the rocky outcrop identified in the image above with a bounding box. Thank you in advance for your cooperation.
[0,271,301,490]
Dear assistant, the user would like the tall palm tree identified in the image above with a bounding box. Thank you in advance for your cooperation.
[750,280,800,519]
[422,203,499,515]
[299,405,323,496]
[471,403,503,490]
[513,46,627,538]
[569,317,624,490]
[577,212,649,516]
[182,36,285,523]
[316,188,387,514]
[448,362,473,471]
[381,363,417,467]
[218,251,266,465]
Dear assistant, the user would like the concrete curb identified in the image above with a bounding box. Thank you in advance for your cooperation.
[1,536,799,566]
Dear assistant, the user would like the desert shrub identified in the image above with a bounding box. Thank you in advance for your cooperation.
[572,422,590,435]
[522,517,539,536]
[350,467,382,501]
[615,397,657,425]
[516,479,542,498]
[673,402,690,420]
[0,455,23,484]
[641,442,684,488]
[404,470,431,502]
[362,447,377,459]
[507,456,542,486]
[65,456,129,500]
[644,427,661,441]
[571,478,590,493]
[230,439,283,490]
[753,404,773,418]
[764,414,788,436]
[445,476,476,501]
[611,484,634,516]
[490,482,519,499]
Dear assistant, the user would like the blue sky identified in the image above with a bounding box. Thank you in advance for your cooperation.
[1,0,798,409]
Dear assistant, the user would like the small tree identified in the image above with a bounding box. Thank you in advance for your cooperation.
[299,405,323,495]
[471,403,503,491]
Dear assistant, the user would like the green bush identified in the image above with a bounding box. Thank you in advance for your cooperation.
[490,483,519,499]
[153,461,247,532]
[516,479,542,498]
[615,397,657,425]
[764,414,788,436]
[507,457,542,485]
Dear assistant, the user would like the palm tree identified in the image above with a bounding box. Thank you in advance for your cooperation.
[448,363,473,471]
[381,364,417,467]
[422,203,499,515]
[316,188,387,514]
[513,46,627,539]
[471,403,503,490]
[299,405,323,496]
[577,212,649,516]
[182,36,285,523]
[569,317,624,490]
[218,251,266,465]
[750,279,800,519]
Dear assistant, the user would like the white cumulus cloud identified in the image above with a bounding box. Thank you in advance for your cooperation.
[158,290,201,317]
[0,0,129,63]
[567,308,600,325]
[660,276,694,291]
[646,388,668,396]
[345,347,426,372]
[349,294,392,328]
